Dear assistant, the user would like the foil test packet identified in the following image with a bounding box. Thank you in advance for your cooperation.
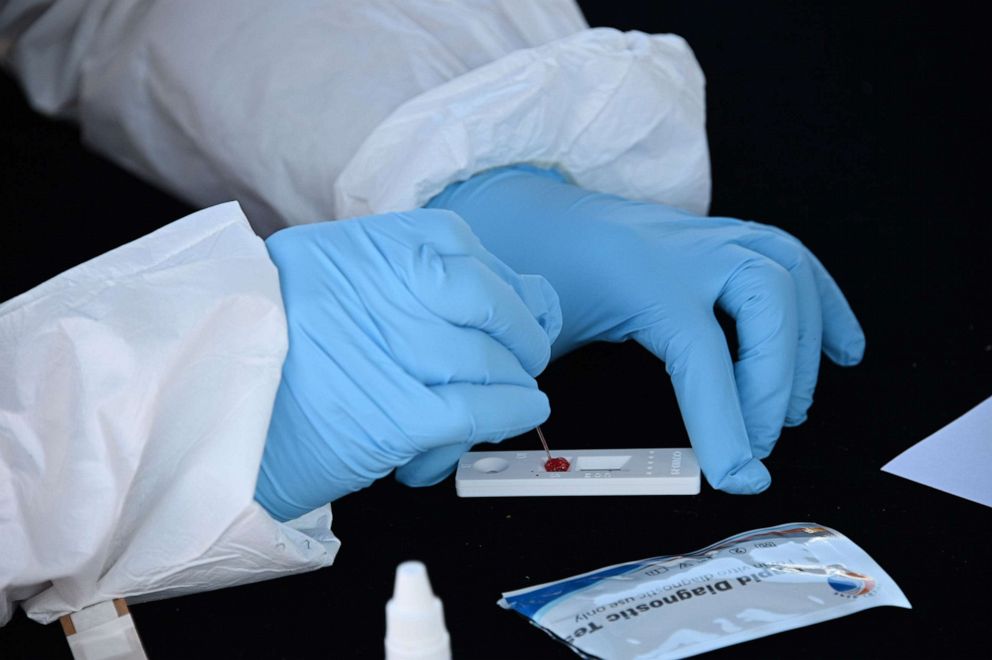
[499,523,910,659]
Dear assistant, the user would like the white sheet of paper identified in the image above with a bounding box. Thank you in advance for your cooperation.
[882,395,992,508]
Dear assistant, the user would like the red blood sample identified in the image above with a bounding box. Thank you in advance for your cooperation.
[544,457,571,472]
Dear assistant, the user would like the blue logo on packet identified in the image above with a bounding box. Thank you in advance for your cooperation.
[827,568,876,596]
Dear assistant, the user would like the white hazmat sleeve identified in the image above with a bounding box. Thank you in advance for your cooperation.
[1,0,709,236]
[0,202,340,626]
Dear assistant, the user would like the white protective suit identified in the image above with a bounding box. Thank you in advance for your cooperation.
[0,0,711,625]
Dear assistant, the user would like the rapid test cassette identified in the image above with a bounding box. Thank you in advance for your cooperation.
[455,448,700,497]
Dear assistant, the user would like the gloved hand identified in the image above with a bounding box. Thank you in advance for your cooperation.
[428,165,865,494]
[255,209,561,521]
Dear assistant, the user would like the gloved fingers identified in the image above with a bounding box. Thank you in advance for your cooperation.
[462,246,563,346]
[381,209,563,344]
[501,272,562,347]
[405,383,551,453]
[805,250,865,366]
[395,443,469,487]
[717,250,799,459]
[386,322,541,389]
[750,223,865,366]
[736,230,823,426]
[408,246,556,376]
[634,317,771,494]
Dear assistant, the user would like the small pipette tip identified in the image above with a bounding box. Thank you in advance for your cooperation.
[536,425,553,462]
[537,425,570,472]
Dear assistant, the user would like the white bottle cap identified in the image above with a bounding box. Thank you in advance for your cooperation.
[385,561,451,660]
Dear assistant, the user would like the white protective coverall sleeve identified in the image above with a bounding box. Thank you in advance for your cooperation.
[0,202,340,626]
[0,0,710,624]
[0,0,709,236]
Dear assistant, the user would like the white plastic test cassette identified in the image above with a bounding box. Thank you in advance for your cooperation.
[455,448,700,497]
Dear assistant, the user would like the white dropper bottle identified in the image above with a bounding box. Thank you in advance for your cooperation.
[385,561,452,660]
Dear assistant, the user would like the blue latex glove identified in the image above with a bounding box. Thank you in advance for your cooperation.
[428,165,865,494]
[255,209,561,521]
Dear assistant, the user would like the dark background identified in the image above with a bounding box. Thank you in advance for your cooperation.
[2,2,989,658]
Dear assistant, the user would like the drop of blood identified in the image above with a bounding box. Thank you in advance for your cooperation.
[544,457,571,472]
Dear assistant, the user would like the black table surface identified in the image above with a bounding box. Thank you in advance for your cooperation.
[1,3,989,658]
